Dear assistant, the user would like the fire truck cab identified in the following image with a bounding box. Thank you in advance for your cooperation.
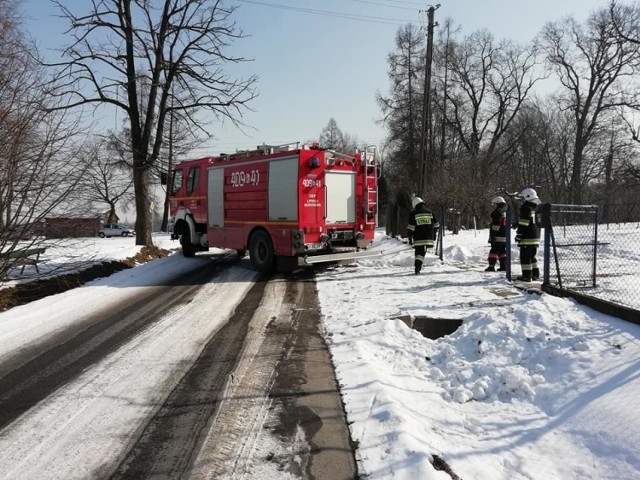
[169,142,378,272]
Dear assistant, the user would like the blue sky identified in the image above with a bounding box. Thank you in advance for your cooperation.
[21,0,610,158]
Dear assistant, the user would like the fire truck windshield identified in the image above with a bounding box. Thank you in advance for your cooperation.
[171,170,183,195]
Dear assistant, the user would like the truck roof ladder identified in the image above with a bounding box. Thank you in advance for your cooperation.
[363,145,378,226]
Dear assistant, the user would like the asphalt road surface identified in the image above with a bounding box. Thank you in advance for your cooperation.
[0,257,357,479]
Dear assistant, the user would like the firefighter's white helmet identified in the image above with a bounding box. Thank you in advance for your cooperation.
[520,188,540,203]
[491,196,506,205]
[412,197,424,209]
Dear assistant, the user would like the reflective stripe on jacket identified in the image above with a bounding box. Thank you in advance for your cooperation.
[489,208,507,244]
[516,201,540,246]
[408,204,439,248]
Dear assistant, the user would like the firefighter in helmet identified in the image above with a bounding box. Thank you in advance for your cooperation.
[515,188,542,281]
[407,197,439,275]
[486,196,508,272]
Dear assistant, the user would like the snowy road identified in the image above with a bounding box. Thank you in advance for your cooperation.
[0,254,355,480]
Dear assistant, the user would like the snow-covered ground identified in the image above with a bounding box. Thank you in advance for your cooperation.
[1,230,639,479]
[316,230,640,479]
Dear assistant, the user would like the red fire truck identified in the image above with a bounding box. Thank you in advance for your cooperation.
[169,142,379,272]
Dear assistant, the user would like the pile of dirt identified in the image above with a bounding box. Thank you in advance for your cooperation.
[0,246,173,312]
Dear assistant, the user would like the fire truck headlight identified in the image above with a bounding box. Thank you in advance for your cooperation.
[294,240,303,248]
[293,231,302,240]
[356,232,365,240]
[320,234,329,243]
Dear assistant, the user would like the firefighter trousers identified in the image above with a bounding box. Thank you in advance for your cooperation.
[414,245,426,274]
[519,245,539,279]
[488,242,507,269]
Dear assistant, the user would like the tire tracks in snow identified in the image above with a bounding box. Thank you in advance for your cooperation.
[0,257,256,480]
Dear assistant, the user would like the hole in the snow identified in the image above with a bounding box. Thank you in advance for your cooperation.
[413,316,463,339]
[391,314,463,339]
[391,314,462,340]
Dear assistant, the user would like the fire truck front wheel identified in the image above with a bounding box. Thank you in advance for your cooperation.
[249,231,275,273]
[180,227,196,258]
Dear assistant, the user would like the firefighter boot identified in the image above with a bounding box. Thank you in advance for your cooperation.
[485,258,496,271]
[497,258,507,272]
[532,267,540,281]
[415,260,422,275]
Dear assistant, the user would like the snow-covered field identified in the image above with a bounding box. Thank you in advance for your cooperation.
[585,223,640,309]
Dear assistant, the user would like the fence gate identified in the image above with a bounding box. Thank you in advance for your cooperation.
[537,203,640,323]
[541,204,599,290]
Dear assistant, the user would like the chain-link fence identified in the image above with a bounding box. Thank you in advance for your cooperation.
[540,203,640,316]
[543,204,598,289]
[388,200,640,317]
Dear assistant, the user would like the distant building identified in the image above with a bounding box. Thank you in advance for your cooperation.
[103,211,120,224]
[45,216,101,238]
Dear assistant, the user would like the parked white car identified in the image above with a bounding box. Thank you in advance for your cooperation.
[98,224,135,238]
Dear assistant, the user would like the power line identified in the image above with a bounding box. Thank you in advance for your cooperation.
[236,0,419,26]
[373,0,425,6]
[345,0,420,11]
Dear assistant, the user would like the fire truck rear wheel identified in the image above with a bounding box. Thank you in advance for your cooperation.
[249,231,275,272]
[181,227,196,258]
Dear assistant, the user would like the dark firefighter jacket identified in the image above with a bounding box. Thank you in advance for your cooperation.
[489,207,507,244]
[407,203,439,248]
[516,201,541,246]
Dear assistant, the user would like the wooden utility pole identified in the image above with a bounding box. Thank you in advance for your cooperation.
[439,20,450,170]
[419,4,439,197]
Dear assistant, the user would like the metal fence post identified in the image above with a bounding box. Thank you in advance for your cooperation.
[506,207,512,281]
[437,207,445,261]
[541,203,552,285]
[592,206,599,288]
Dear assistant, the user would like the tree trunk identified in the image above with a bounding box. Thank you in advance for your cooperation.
[570,140,585,204]
[133,166,153,246]
[160,192,170,232]
[107,206,117,224]
[603,147,614,224]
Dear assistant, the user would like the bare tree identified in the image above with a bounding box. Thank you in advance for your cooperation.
[377,24,425,196]
[415,27,541,220]
[318,118,360,153]
[0,0,26,229]
[319,118,345,150]
[46,0,258,246]
[539,7,640,203]
[498,99,574,202]
[1,0,90,279]
[619,112,640,175]
[443,30,541,178]
[609,1,640,186]
[78,139,134,224]
[610,0,640,44]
